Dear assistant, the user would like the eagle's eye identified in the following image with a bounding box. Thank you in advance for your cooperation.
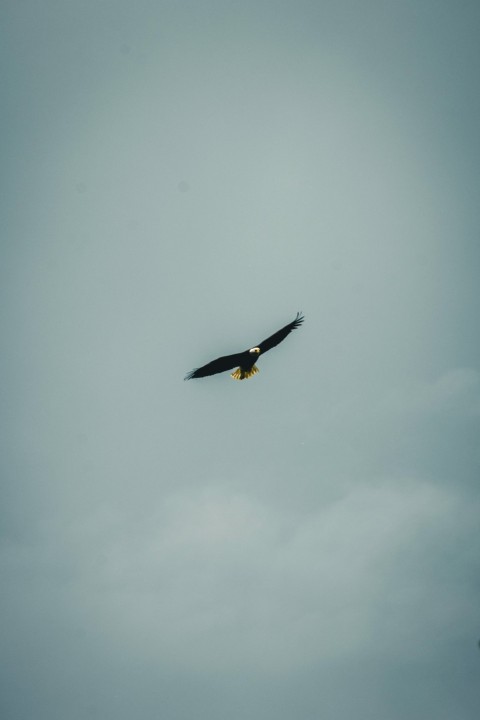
[249,347,261,354]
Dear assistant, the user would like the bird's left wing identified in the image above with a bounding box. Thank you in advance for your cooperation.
[256,312,304,354]
[184,352,245,380]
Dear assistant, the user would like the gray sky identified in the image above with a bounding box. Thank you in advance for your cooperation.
[2,1,480,718]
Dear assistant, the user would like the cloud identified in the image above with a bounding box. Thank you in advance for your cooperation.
[379,367,480,417]
[53,475,473,675]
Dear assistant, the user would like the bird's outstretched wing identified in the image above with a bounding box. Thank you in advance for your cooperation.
[257,312,304,354]
[184,352,245,380]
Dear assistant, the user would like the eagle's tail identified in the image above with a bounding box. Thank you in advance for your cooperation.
[231,365,259,380]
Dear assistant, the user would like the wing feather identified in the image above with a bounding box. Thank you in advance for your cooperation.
[257,312,304,354]
[184,352,246,380]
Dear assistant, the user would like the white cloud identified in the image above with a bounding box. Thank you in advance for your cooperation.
[63,477,473,673]
[379,368,480,417]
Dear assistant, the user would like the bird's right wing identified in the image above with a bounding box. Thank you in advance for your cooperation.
[184,352,245,380]
[256,312,304,354]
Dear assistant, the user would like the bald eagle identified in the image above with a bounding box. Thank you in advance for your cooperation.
[184,312,304,380]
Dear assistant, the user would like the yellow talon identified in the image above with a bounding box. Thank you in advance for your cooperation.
[230,365,259,380]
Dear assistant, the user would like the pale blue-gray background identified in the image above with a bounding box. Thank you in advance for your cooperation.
[2,1,480,718]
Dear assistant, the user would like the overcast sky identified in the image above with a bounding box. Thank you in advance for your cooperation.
[2,1,480,718]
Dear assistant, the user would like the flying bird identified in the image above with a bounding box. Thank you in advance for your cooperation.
[185,312,304,380]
